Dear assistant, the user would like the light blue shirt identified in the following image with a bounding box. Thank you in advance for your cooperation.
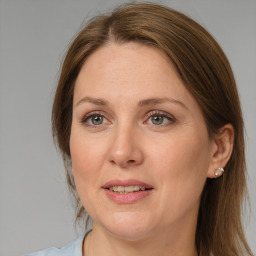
[26,234,86,256]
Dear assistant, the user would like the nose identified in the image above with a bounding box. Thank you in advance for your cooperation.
[107,125,144,169]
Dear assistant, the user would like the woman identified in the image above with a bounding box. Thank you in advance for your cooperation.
[27,2,253,256]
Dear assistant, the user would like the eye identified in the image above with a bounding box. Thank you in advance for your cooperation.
[81,112,110,127]
[151,115,165,125]
[90,115,105,125]
[145,111,175,126]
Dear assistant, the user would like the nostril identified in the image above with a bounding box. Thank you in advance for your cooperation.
[110,160,116,165]
[110,159,137,168]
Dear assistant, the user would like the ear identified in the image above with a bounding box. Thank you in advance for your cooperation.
[207,124,234,178]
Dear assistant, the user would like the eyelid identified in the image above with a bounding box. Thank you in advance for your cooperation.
[80,110,111,125]
[145,110,175,119]
[80,110,175,127]
[144,110,176,125]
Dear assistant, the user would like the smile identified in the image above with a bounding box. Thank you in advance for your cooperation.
[108,185,150,193]
[103,180,153,204]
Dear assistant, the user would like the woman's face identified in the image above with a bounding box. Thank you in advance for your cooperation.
[70,42,216,240]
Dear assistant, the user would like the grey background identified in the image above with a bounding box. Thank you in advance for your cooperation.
[0,0,255,255]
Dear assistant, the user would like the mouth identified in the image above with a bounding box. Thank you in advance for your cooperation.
[102,179,153,204]
[107,185,152,194]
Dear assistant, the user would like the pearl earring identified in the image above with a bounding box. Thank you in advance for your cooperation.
[214,167,224,178]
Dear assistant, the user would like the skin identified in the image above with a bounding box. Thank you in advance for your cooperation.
[70,42,234,256]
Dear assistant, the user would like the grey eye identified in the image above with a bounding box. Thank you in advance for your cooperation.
[151,115,164,125]
[91,115,104,125]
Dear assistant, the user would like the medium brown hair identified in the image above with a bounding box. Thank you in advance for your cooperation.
[52,3,252,255]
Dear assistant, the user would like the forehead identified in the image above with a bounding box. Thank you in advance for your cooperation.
[74,42,195,108]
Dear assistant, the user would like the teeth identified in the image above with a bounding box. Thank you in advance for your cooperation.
[109,185,146,193]
[118,186,124,192]
[134,185,140,191]
[124,186,133,192]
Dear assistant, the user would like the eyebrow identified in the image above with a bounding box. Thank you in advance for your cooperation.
[75,96,187,109]
[75,96,109,107]
[138,97,187,109]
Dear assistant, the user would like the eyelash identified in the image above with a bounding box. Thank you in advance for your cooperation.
[81,111,110,128]
[144,110,176,126]
[80,110,176,128]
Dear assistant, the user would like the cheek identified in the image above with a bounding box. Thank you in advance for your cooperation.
[150,129,211,215]
[150,127,211,175]
[69,132,107,216]
[69,129,106,190]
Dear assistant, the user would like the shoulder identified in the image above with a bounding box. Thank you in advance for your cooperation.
[25,233,86,256]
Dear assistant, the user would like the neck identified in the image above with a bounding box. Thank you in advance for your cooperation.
[83,223,198,256]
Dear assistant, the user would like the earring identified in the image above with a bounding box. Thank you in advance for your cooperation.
[214,167,224,178]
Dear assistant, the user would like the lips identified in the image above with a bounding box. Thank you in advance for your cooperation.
[109,185,147,193]
[102,179,153,204]
[103,179,153,189]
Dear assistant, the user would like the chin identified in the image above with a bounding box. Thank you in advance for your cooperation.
[96,211,156,241]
